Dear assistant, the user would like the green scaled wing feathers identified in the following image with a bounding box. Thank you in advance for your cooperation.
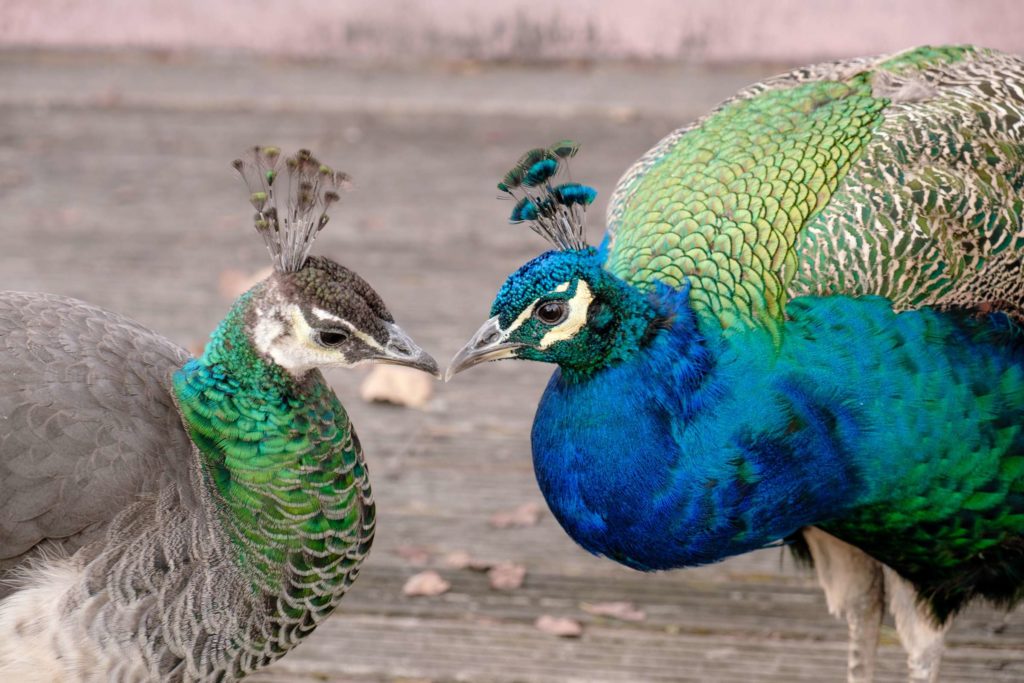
[607,77,886,333]
[605,46,1024,334]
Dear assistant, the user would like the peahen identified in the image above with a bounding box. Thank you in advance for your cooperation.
[0,147,438,681]
[448,46,1024,682]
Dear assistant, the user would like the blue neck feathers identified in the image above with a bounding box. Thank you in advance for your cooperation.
[530,285,869,570]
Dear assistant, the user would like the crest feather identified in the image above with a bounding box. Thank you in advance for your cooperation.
[497,140,595,251]
[233,147,352,273]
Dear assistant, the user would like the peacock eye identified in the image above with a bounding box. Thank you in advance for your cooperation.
[316,329,349,347]
[534,300,568,325]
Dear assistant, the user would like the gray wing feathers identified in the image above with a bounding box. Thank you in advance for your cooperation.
[0,291,195,569]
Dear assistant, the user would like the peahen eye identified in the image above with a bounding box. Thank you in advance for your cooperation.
[534,300,568,325]
[316,329,349,347]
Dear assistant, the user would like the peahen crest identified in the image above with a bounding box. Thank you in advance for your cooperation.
[233,147,352,273]
[498,140,597,251]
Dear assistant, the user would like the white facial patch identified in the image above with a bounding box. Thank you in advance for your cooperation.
[252,301,369,376]
[252,313,286,358]
[503,281,575,337]
[253,303,332,374]
[538,279,594,349]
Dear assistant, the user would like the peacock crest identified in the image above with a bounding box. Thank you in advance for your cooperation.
[498,140,597,251]
[233,147,352,273]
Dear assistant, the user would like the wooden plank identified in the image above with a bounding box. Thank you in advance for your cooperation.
[1,51,1021,682]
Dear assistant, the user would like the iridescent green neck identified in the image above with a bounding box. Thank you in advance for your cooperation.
[172,293,374,606]
[197,290,296,392]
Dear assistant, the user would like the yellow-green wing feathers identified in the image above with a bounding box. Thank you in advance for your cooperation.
[605,46,1024,334]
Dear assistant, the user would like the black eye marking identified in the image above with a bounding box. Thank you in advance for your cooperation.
[534,300,569,326]
[315,329,350,347]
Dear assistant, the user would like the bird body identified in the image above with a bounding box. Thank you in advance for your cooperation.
[532,271,1024,620]
[0,149,436,681]
[451,45,1024,681]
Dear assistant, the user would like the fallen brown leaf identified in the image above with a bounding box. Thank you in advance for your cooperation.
[402,570,450,597]
[442,551,492,571]
[360,365,435,408]
[534,615,583,638]
[394,545,432,566]
[442,550,472,569]
[488,502,544,529]
[580,601,647,622]
[487,562,526,591]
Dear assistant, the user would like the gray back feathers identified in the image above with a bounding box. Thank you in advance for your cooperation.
[0,291,194,592]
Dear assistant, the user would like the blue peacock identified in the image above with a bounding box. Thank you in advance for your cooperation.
[448,46,1024,682]
[0,147,438,680]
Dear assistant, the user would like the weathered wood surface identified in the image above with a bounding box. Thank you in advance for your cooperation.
[0,50,1020,682]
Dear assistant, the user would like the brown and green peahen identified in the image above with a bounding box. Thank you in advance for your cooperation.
[0,148,438,681]
[449,46,1024,682]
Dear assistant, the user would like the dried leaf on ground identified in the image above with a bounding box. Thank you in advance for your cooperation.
[360,365,434,408]
[443,550,472,569]
[580,601,647,622]
[442,551,492,571]
[402,570,450,597]
[487,562,526,591]
[534,615,583,638]
[394,545,432,566]
[488,502,544,529]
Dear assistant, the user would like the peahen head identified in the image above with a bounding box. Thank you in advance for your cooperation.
[237,254,437,376]
[222,146,438,379]
[447,142,661,381]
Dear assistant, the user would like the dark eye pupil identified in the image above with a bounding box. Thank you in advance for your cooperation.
[536,302,567,324]
[318,330,348,347]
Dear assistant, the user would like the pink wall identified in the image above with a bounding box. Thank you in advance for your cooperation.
[3,0,1022,63]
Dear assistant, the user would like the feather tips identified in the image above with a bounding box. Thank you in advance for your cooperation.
[498,140,596,251]
[233,147,352,273]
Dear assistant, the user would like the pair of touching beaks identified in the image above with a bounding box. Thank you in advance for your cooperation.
[386,316,517,382]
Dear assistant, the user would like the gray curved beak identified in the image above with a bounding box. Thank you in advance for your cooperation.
[377,322,441,378]
[445,316,522,381]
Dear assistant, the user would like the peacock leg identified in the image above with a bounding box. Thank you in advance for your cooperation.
[803,527,884,683]
[882,566,950,683]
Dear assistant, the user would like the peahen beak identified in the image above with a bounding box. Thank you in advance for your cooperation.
[445,316,523,381]
[375,322,441,378]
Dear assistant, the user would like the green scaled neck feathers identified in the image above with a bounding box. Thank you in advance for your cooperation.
[169,147,390,612]
[172,290,373,600]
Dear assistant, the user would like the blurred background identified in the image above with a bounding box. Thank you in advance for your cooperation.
[2,2,1023,681]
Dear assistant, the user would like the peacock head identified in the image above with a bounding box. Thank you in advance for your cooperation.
[447,141,660,381]
[230,146,438,378]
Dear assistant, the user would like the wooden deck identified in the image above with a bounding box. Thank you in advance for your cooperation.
[0,49,1020,682]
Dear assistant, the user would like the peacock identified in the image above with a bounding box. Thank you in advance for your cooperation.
[447,46,1024,682]
[0,147,438,681]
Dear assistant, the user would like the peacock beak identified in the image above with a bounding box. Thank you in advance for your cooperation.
[375,322,441,378]
[445,316,523,381]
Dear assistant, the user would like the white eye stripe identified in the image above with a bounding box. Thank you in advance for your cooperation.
[504,301,537,336]
[349,328,384,351]
[309,307,384,350]
[503,281,575,336]
[538,280,593,349]
[311,307,345,323]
